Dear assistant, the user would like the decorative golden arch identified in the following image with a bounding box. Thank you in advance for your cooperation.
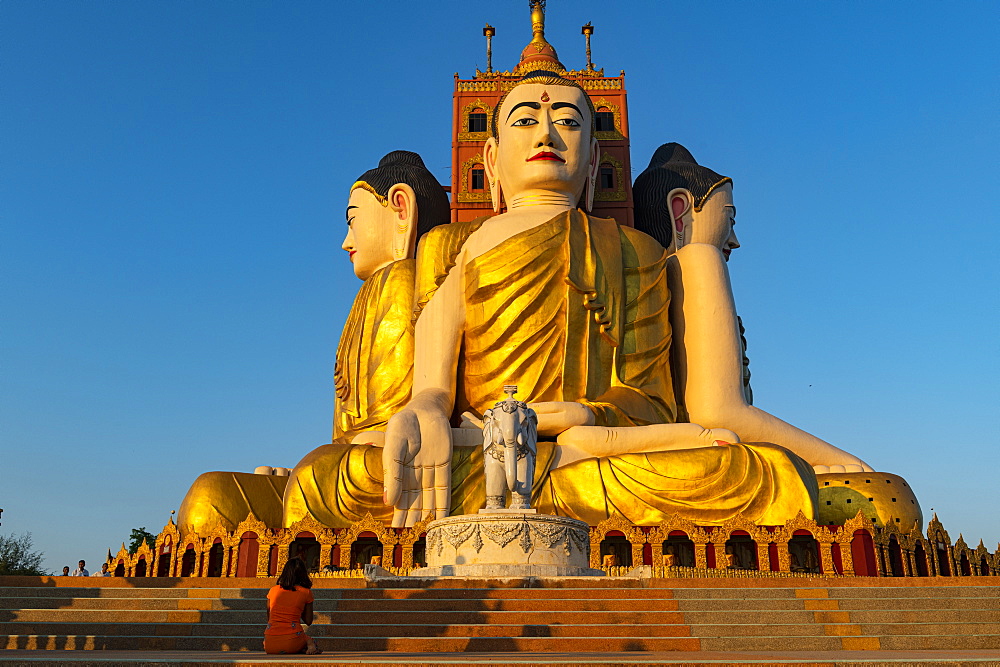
[647,514,709,569]
[458,99,493,142]
[397,514,433,570]
[715,513,769,571]
[770,510,825,573]
[593,151,625,202]
[589,514,644,568]
[457,153,491,204]
[647,513,709,546]
[338,513,397,569]
[592,98,623,140]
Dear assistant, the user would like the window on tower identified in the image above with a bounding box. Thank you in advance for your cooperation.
[599,164,615,190]
[471,166,485,191]
[468,112,488,133]
[596,110,615,133]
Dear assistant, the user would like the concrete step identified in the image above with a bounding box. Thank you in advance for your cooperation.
[5,609,689,625]
[3,634,704,652]
[0,622,693,638]
[1,597,683,612]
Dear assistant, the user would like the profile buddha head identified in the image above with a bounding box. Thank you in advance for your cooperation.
[343,151,449,280]
[633,143,740,259]
[485,70,601,212]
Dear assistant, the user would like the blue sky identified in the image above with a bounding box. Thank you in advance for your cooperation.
[2,1,997,572]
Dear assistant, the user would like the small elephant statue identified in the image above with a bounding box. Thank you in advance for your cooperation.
[482,385,538,510]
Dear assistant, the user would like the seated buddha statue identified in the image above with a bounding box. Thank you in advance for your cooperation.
[559,143,873,474]
[380,70,820,528]
[176,151,449,534]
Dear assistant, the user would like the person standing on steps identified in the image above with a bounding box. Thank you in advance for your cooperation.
[264,557,322,655]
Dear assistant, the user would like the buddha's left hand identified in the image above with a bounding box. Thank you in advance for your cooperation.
[530,401,596,436]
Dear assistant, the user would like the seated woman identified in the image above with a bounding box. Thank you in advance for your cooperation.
[264,558,321,655]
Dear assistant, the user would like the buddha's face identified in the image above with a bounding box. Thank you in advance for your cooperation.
[342,187,395,280]
[691,183,740,260]
[492,83,596,201]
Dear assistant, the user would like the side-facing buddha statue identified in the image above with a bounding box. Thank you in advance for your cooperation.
[558,142,873,474]
[381,70,820,528]
[280,150,452,527]
[176,150,449,534]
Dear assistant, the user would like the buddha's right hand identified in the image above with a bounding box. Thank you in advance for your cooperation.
[383,392,453,527]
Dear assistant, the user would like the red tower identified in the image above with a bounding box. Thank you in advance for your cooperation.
[450,2,633,226]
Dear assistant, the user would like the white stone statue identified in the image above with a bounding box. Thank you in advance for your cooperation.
[481,385,538,511]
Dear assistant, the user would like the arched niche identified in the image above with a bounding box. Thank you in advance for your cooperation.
[913,540,930,577]
[788,530,821,574]
[599,530,633,568]
[661,531,695,567]
[960,551,972,576]
[180,545,198,577]
[289,532,321,573]
[887,535,905,577]
[350,531,383,569]
[206,538,225,577]
[724,531,759,570]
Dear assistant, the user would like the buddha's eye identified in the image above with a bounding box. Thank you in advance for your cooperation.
[554,118,580,127]
[511,117,538,126]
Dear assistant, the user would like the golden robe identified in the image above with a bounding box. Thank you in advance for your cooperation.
[280,210,817,528]
[455,210,674,425]
[332,259,415,442]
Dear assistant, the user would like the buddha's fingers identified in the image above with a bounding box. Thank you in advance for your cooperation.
[383,409,422,507]
[404,485,424,527]
[420,465,436,520]
[434,459,451,520]
[382,437,406,508]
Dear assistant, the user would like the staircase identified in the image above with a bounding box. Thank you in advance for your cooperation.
[1,576,999,654]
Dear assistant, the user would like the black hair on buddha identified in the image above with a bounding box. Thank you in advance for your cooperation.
[633,142,732,250]
[276,555,312,591]
[353,150,449,241]
[491,69,597,140]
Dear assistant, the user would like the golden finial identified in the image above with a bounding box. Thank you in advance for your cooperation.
[530,1,546,41]
[518,0,563,70]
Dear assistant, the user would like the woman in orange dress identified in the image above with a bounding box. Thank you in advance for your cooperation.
[264,558,321,655]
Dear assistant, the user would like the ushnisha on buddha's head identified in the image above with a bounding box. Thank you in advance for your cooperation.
[634,143,740,259]
[484,70,601,212]
[343,151,449,280]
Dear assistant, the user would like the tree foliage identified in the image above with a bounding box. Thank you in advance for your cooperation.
[128,527,156,555]
[0,532,47,576]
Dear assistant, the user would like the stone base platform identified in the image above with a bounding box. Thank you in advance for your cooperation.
[411,512,604,578]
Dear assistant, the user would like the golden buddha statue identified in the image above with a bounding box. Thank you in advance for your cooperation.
[176,5,920,539]
[562,143,874,474]
[176,151,449,534]
[380,70,819,528]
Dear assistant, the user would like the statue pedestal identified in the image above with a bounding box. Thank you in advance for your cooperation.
[411,513,604,577]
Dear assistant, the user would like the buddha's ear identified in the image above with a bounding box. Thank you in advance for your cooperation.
[666,188,694,251]
[484,137,502,213]
[388,182,417,260]
[584,136,600,212]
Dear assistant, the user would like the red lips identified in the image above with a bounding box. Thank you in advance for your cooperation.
[349,251,356,259]
[527,151,565,162]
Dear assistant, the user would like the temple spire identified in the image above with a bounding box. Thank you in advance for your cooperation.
[518,0,564,71]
